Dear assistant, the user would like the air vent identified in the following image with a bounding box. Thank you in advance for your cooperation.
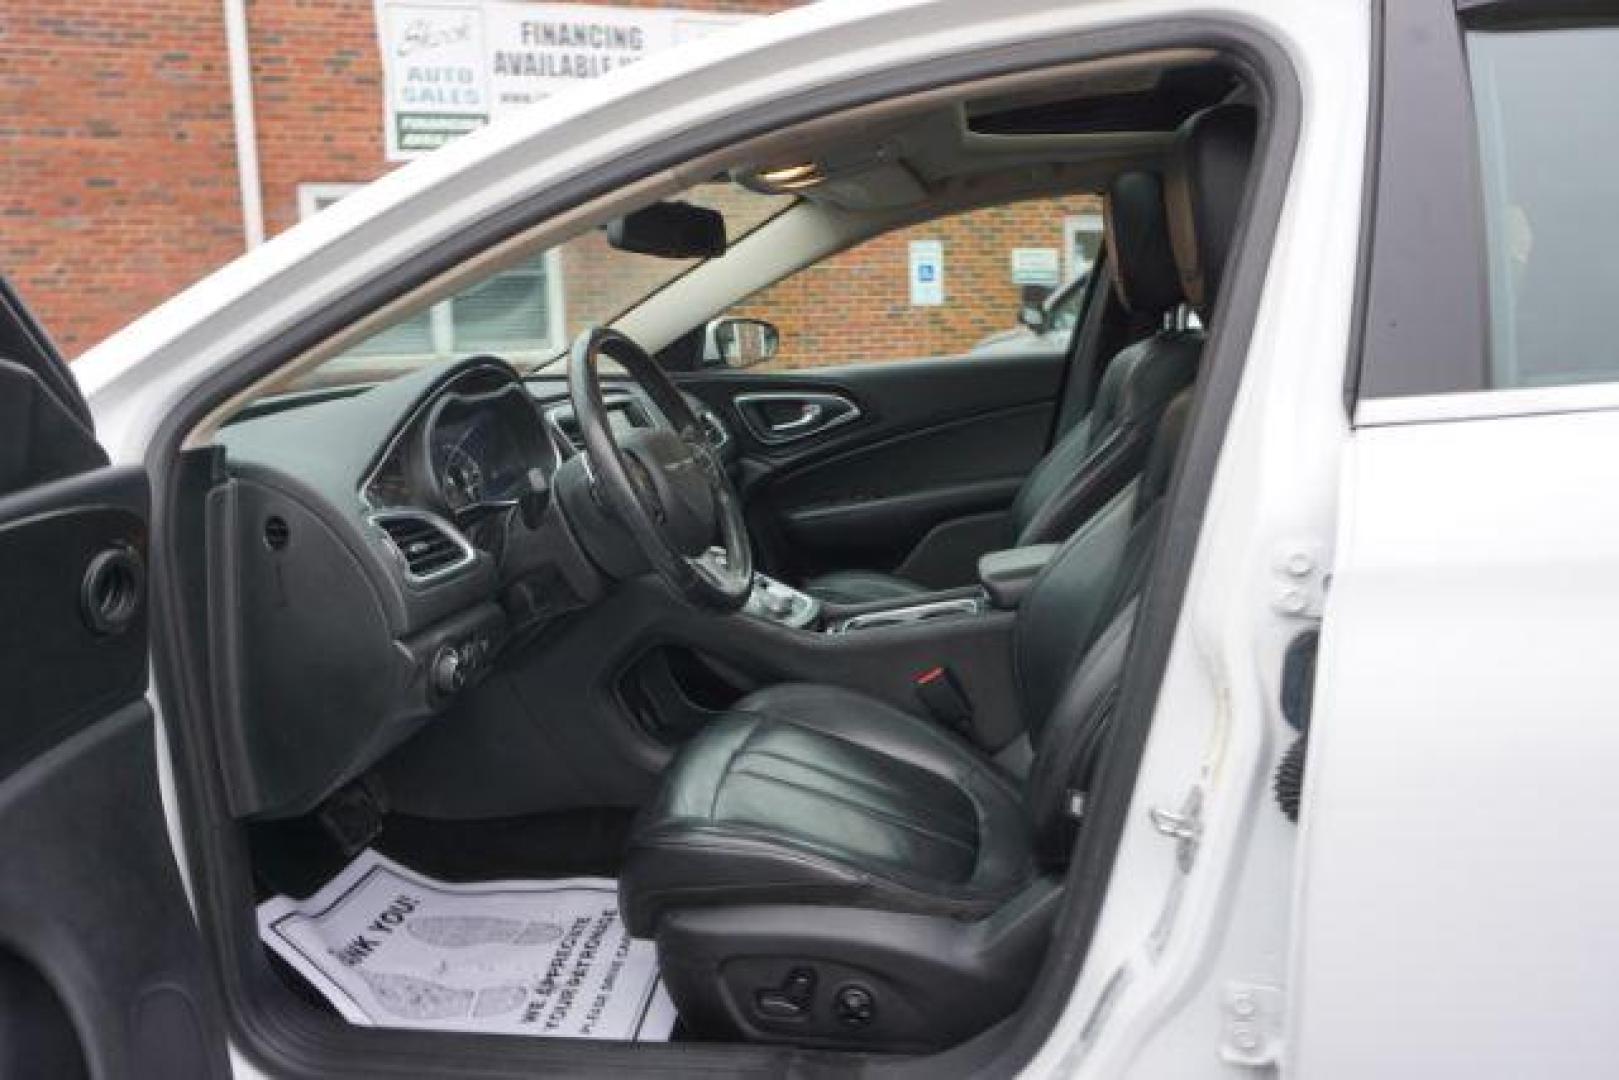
[546,408,585,456]
[698,408,730,451]
[371,512,474,581]
[263,515,290,551]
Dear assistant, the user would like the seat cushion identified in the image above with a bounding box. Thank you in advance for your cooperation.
[801,569,929,605]
[618,684,1035,936]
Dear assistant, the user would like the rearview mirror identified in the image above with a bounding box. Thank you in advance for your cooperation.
[704,317,780,369]
[1018,284,1052,331]
[606,201,727,259]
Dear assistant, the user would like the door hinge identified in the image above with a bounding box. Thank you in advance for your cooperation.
[1220,980,1285,1068]
[1148,786,1203,871]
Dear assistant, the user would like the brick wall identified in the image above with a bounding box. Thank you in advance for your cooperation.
[1,0,802,357]
[1,0,245,355]
[2,0,1094,366]
[732,196,1099,369]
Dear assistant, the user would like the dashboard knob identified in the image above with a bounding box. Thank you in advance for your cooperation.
[430,644,465,696]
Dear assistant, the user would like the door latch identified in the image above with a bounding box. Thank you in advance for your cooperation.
[1220,981,1284,1067]
[1148,786,1203,871]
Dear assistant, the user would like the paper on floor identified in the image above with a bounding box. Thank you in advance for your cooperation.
[257,850,676,1041]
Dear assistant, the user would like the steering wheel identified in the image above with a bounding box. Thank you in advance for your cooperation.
[567,327,753,609]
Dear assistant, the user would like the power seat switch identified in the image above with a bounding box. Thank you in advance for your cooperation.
[755,967,816,1021]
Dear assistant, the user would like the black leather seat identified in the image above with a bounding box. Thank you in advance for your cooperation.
[804,169,1199,606]
[623,395,1189,1048]
[621,104,1255,1049]
[619,683,1035,930]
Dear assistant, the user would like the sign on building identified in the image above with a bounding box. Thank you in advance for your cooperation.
[374,1,752,160]
[909,240,944,307]
[1009,247,1061,287]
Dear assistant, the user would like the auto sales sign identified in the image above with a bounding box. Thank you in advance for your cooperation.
[374,1,752,160]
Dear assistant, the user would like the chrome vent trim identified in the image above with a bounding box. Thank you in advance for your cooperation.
[697,407,730,451]
[544,406,585,456]
[369,510,477,583]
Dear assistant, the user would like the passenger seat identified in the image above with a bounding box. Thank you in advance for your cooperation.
[805,169,1201,605]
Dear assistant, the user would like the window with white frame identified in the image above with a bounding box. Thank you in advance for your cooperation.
[297,183,565,365]
[1062,212,1103,282]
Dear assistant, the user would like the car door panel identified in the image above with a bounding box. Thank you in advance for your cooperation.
[0,287,228,1078]
[0,460,227,1079]
[678,351,1064,581]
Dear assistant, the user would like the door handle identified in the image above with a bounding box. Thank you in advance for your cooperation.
[734,392,862,445]
[770,403,823,434]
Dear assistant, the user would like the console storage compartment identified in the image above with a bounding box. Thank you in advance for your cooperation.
[977,544,1059,609]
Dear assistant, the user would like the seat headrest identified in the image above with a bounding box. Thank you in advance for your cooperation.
[1166,104,1257,316]
[1103,171,1182,318]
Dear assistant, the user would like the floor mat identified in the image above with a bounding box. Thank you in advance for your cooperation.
[257,850,676,1041]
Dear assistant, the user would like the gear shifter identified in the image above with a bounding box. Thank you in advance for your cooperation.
[743,572,820,629]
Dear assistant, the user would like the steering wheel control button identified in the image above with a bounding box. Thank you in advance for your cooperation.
[833,984,876,1029]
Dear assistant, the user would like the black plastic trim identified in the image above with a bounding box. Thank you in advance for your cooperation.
[1341,0,1385,414]
[0,277,92,430]
[1353,0,1491,398]
[144,17,1301,1080]
[1459,0,1619,29]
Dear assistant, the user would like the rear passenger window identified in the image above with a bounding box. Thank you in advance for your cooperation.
[1468,26,1619,389]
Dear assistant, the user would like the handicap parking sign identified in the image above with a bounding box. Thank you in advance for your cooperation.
[909,240,944,306]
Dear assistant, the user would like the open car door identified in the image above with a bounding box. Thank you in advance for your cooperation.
[0,279,228,1078]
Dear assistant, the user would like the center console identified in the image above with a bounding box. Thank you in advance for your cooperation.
[826,593,987,634]
[740,572,993,636]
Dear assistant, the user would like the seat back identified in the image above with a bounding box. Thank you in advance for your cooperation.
[1009,170,1196,547]
[1014,102,1256,858]
[1020,396,1187,858]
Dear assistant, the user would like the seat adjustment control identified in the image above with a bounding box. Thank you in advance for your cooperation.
[833,983,876,1028]
[755,967,816,1021]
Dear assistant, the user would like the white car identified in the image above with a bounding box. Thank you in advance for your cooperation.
[969,273,1089,356]
[5,0,1617,1076]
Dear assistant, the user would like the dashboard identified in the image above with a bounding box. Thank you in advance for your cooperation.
[364,365,556,518]
[361,367,705,526]
[210,357,733,820]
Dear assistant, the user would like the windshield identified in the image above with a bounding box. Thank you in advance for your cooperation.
[291,182,792,391]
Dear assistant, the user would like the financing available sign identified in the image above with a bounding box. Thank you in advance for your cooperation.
[375,1,752,160]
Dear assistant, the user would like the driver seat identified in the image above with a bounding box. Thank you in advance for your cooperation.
[618,104,1254,1049]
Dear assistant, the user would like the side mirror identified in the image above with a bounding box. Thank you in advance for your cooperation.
[1017,284,1052,332]
[703,317,780,369]
[606,200,727,259]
